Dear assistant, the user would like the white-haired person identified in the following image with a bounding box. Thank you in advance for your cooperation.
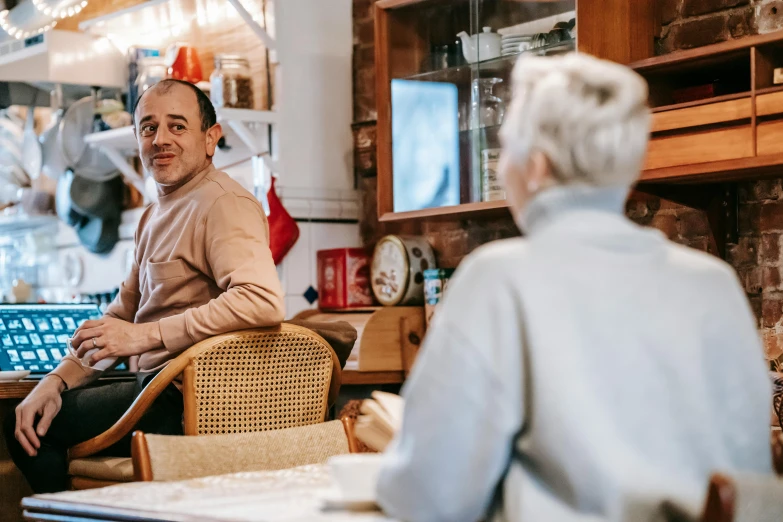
[375,53,773,522]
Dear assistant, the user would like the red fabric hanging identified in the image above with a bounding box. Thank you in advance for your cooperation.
[266,177,300,265]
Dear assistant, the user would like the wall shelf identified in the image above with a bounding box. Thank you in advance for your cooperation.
[379,199,510,222]
[374,0,657,223]
[631,29,783,184]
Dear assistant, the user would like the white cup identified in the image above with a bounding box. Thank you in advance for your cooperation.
[327,454,385,501]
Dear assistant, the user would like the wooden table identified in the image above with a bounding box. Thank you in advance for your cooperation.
[0,380,36,522]
[22,464,394,522]
[341,370,403,386]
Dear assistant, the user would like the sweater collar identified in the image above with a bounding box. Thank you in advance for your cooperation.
[518,184,630,234]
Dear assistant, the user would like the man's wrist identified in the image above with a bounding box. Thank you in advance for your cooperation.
[43,374,67,393]
[142,321,163,351]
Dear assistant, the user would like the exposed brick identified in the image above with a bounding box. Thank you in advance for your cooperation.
[650,213,679,239]
[760,201,783,230]
[763,298,783,327]
[663,15,729,52]
[728,6,756,38]
[353,0,376,22]
[658,198,688,211]
[760,233,781,264]
[687,236,711,252]
[727,236,759,267]
[662,0,683,25]
[682,0,748,17]
[749,295,763,322]
[739,202,761,232]
[754,179,782,201]
[757,0,783,34]
[763,329,783,360]
[743,267,764,294]
[677,210,711,237]
[356,17,375,46]
[764,266,783,291]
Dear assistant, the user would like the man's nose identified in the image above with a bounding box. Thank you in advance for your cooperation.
[153,125,173,147]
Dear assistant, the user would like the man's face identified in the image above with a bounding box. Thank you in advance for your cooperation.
[134,83,220,186]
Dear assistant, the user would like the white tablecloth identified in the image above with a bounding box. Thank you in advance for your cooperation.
[35,464,395,522]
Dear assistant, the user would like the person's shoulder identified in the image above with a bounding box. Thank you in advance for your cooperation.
[445,237,528,297]
[663,239,737,280]
[196,168,264,213]
[459,237,530,277]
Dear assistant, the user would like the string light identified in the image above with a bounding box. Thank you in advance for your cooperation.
[30,0,88,20]
[0,10,57,40]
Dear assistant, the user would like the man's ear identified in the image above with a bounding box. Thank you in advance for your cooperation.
[205,123,222,158]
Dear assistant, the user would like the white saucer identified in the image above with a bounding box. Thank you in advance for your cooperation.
[319,489,379,512]
[0,370,31,382]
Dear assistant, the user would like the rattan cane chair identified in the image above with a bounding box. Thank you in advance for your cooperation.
[66,324,341,490]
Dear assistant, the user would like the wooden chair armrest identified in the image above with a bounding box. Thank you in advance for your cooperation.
[341,416,359,454]
[68,358,186,459]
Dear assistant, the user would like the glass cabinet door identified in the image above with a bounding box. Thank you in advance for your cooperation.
[382,0,576,215]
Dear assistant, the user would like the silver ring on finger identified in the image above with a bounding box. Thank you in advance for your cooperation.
[92,337,97,349]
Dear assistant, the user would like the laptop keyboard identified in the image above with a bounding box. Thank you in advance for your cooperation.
[0,307,101,372]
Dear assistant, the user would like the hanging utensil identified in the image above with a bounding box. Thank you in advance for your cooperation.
[21,106,42,181]
[40,86,66,180]
[58,89,115,181]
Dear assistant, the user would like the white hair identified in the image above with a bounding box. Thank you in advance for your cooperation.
[499,52,651,187]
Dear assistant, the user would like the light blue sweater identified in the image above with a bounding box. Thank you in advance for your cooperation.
[376,185,773,522]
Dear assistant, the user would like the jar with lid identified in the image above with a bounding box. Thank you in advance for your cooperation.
[210,54,255,109]
[135,57,167,98]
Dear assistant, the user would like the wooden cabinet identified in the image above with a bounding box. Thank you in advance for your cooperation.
[374,0,656,222]
[635,31,783,184]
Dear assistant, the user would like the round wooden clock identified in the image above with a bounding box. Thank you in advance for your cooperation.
[371,235,436,306]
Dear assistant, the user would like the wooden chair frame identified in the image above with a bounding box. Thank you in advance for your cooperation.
[67,324,342,487]
[698,431,783,522]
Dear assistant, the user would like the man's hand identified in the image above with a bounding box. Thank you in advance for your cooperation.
[14,375,65,457]
[72,317,162,366]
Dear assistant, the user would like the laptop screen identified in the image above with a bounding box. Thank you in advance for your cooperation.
[0,304,104,373]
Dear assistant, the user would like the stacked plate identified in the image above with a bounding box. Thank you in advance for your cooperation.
[501,34,548,56]
[501,35,530,56]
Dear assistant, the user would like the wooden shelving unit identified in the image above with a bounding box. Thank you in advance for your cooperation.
[374,0,657,222]
[632,30,783,185]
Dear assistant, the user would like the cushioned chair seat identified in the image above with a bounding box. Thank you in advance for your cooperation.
[68,457,134,482]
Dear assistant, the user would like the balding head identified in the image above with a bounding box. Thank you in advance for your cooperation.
[133,79,216,132]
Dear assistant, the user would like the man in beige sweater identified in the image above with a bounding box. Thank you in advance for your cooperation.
[4,79,285,492]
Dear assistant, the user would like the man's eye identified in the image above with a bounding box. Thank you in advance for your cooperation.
[173,124,185,131]
[140,125,155,135]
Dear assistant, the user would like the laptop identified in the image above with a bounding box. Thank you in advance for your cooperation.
[0,304,131,380]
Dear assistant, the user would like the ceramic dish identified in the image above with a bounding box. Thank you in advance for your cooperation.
[0,370,31,382]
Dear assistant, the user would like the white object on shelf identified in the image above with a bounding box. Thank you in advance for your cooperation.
[0,29,125,88]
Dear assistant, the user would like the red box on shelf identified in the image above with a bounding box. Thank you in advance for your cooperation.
[317,248,376,310]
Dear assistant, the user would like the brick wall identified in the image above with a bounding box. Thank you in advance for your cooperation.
[351,0,783,359]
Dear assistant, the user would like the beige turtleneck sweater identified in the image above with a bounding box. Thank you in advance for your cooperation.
[51,164,285,390]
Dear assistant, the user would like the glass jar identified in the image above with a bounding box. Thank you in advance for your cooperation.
[210,54,255,109]
[135,57,167,97]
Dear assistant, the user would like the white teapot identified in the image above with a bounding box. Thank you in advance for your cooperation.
[457,27,501,64]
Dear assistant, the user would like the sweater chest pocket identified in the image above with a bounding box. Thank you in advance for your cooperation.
[146,260,193,308]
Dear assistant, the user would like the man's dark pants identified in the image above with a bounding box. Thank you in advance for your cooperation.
[3,374,183,493]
